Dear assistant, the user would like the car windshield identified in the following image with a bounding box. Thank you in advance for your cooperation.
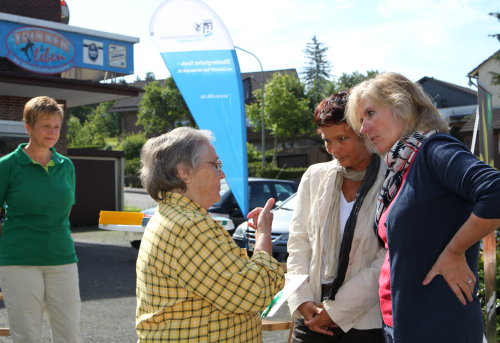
[276,193,297,211]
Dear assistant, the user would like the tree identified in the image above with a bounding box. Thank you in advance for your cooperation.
[247,73,312,160]
[136,78,193,135]
[91,101,121,137]
[66,101,118,148]
[66,104,97,124]
[144,72,156,81]
[67,115,106,148]
[323,70,380,94]
[302,36,332,109]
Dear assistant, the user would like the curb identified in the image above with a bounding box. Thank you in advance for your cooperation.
[124,187,148,194]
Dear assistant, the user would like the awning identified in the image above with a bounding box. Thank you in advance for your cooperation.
[0,71,142,108]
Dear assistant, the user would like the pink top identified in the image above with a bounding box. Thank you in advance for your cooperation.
[378,170,410,327]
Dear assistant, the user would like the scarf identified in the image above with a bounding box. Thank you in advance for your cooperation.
[375,130,437,226]
[323,162,366,281]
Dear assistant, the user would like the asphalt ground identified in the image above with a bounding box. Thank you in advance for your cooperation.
[0,226,293,342]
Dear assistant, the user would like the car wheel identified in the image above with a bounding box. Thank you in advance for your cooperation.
[130,240,141,250]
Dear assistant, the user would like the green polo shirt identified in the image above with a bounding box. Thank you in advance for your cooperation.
[0,144,77,266]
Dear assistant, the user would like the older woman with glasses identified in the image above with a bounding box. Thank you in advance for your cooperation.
[135,127,285,343]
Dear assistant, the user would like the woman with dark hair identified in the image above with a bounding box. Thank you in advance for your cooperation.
[346,72,500,343]
[287,91,386,342]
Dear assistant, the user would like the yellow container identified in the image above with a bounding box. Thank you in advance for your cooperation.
[99,211,144,225]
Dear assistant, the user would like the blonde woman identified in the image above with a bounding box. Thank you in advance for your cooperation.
[346,72,500,343]
[0,96,81,342]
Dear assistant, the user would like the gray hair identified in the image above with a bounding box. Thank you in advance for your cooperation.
[139,127,214,201]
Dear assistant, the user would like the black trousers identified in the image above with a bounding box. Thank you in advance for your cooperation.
[291,318,384,343]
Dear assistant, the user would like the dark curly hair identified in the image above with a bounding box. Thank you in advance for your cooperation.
[313,90,349,127]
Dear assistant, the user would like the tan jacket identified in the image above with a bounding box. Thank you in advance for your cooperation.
[287,159,386,331]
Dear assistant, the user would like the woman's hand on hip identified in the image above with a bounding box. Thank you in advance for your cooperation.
[422,249,475,305]
[423,214,500,305]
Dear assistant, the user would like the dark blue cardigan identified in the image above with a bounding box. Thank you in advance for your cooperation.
[385,134,500,343]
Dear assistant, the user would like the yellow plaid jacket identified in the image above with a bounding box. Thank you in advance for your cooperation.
[136,192,285,342]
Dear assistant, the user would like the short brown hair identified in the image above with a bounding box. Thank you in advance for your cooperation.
[23,96,64,127]
[313,90,349,127]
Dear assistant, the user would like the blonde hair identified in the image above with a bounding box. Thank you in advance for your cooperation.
[346,72,448,135]
[23,96,64,127]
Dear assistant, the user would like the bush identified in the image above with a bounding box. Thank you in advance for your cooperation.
[247,143,261,163]
[249,162,305,182]
[125,158,141,176]
[121,132,147,160]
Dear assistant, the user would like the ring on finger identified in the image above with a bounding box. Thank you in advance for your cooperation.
[467,277,472,285]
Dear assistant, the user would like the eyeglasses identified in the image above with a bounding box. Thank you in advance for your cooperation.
[207,159,223,172]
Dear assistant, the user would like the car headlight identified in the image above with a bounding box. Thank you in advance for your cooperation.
[233,223,247,240]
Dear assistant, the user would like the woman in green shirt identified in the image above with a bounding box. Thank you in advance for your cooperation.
[0,96,81,342]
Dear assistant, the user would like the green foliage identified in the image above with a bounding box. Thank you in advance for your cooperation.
[67,115,106,148]
[337,70,380,90]
[137,78,193,135]
[247,143,261,163]
[124,157,141,176]
[302,36,332,109]
[247,73,313,148]
[66,101,119,149]
[124,205,143,212]
[144,72,156,81]
[121,132,147,160]
[477,245,500,333]
[321,70,380,95]
[248,162,305,181]
[66,104,97,124]
[92,101,121,137]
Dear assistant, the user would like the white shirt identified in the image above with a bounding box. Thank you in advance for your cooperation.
[320,191,354,284]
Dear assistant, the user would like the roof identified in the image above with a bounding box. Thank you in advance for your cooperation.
[241,68,298,94]
[468,49,500,78]
[417,76,477,96]
[460,108,500,133]
[109,80,149,112]
[0,70,143,108]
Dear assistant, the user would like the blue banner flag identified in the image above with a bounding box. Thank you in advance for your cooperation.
[150,0,248,216]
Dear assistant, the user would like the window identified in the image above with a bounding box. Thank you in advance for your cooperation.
[274,183,295,202]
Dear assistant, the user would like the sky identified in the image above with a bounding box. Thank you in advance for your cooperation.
[69,0,499,89]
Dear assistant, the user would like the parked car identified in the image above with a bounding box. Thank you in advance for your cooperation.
[232,192,297,262]
[208,178,298,228]
[127,209,235,249]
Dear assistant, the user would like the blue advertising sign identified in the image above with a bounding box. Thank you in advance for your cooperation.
[0,14,136,75]
[150,0,249,217]
[6,27,75,74]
